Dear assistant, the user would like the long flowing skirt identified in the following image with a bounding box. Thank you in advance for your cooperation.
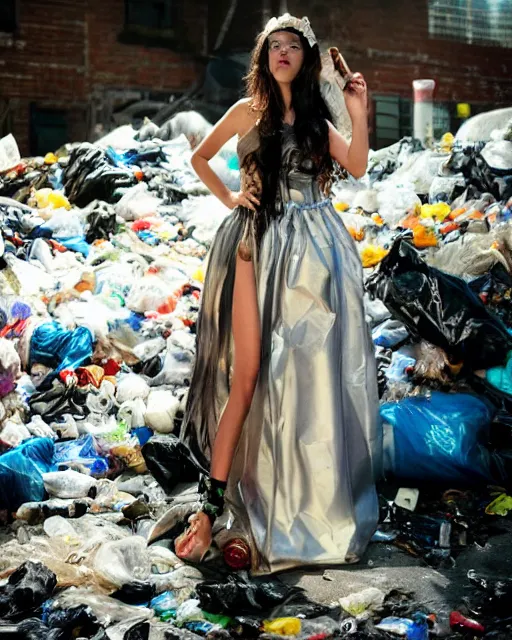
[182,200,382,573]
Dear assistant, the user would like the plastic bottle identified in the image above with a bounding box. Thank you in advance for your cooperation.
[223,538,251,570]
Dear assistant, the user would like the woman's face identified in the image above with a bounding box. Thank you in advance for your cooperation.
[267,30,304,83]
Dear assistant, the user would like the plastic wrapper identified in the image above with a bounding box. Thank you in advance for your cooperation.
[381,392,497,484]
[366,238,512,369]
[427,230,510,278]
[339,587,385,617]
[43,469,97,499]
[0,437,55,511]
[43,515,80,539]
[383,149,447,195]
[93,536,150,590]
[375,183,421,228]
[116,374,150,405]
[125,273,177,315]
[144,390,181,433]
[148,564,203,594]
[115,183,161,221]
[372,319,409,349]
[40,209,83,239]
[179,195,230,247]
[376,614,428,639]
[51,587,154,626]
[429,175,466,204]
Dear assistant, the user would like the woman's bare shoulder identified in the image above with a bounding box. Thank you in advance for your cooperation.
[230,98,261,137]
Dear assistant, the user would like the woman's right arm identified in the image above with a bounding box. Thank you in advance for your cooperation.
[191,100,259,212]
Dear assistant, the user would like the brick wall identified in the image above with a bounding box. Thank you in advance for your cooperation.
[0,0,206,155]
[287,0,512,104]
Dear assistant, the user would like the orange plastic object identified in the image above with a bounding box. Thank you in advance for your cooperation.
[413,225,438,248]
[348,226,365,241]
[400,214,420,230]
[440,221,459,235]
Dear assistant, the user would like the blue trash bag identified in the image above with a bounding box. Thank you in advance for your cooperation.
[381,392,496,484]
[29,321,94,374]
[54,435,109,478]
[57,236,90,257]
[0,438,55,511]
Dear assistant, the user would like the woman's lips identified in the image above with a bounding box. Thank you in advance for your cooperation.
[278,59,290,66]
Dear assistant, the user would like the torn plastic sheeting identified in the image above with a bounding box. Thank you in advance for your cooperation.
[381,392,498,485]
[0,437,55,511]
[366,238,512,370]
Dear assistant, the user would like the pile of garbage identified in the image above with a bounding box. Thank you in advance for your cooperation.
[0,109,510,638]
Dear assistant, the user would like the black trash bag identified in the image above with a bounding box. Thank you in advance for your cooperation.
[469,263,512,329]
[18,606,103,640]
[112,581,155,606]
[229,616,262,638]
[142,435,200,494]
[123,620,151,640]
[0,561,56,620]
[366,238,512,370]
[62,144,136,208]
[446,143,512,202]
[196,574,302,615]
[270,595,335,620]
[16,618,50,640]
[29,381,89,421]
[46,605,103,638]
[84,202,117,243]
[467,569,512,616]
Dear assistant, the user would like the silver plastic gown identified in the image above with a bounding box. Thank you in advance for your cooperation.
[181,124,382,574]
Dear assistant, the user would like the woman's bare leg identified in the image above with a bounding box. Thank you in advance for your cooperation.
[210,254,261,480]
[175,254,260,560]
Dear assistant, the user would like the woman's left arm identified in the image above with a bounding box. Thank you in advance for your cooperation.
[327,73,369,179]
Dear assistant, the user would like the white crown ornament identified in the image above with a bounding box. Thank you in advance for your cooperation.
[263,13,317,48]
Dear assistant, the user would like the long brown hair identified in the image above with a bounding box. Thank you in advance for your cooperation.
[244,26,335,224]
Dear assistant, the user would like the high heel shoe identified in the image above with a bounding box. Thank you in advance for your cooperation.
[175,475,226,562]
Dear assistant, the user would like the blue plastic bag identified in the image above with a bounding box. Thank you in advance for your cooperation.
[372,319,409,348]
[29,321,94,374]
[381,392,495,484]
[57,236,90,257]
[0,438,55,510]
[54,435,109,477]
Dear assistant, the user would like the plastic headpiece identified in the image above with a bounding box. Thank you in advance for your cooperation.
[263,13,317,48]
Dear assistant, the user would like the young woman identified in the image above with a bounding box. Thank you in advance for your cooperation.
[176,13,382,573]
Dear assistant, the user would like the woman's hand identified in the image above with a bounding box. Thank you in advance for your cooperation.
[343,72,368,122]
[225,190,260,211]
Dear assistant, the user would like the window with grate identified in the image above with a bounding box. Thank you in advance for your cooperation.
[0,0,17,33]
[125,0,174,31]
[428,0,512,48]
[373,95,413,149]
